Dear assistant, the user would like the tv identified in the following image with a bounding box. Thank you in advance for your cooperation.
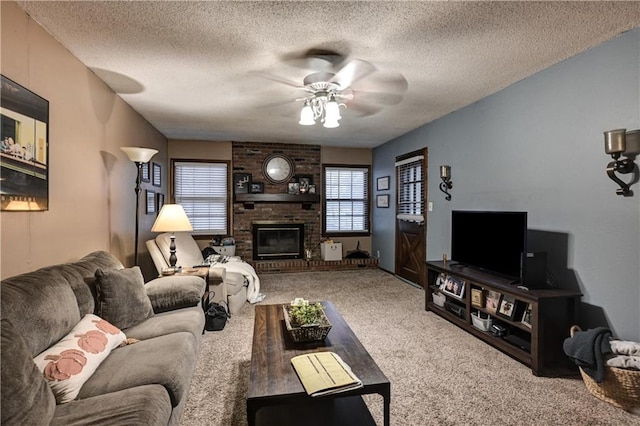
[451,210,527,282]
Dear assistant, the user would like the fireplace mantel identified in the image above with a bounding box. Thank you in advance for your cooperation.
[235,193,320,210]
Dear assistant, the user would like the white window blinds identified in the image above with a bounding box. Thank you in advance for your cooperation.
[396,156,424,222]
[324,166,369,233]
[174,161,228,234]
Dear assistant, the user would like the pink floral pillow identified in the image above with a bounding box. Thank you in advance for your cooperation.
[33,314,126,403]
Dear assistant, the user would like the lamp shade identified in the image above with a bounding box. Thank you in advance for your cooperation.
[152,204,193,232]
[121,147,158,163]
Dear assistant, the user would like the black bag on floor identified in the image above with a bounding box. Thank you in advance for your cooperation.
[205,302,229,331]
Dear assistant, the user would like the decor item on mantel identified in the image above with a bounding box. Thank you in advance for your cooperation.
[151,204,193,270]
[121,146,158,265]
[283,298,332,343]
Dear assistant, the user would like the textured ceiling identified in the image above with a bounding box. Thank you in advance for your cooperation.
[16,1,640,148]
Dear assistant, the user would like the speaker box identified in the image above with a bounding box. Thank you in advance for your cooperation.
[522,252,547,289]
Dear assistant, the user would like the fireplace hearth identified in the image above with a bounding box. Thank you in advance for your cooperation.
[252,222,304,260]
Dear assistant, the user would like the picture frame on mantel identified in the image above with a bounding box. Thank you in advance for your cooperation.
[233,173,251,194]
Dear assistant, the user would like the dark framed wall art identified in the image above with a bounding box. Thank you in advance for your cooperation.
[146,190,156,214]
[141,162,150,182]
[156,193,164,213]
[233,173,251,194]
[0,75,50,211]
[377,176,390,191]
[152,162,161,187]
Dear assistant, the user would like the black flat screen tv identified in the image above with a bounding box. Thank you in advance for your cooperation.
[451,210,527,282]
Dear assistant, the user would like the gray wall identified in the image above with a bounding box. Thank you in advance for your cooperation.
[373,29,640,341]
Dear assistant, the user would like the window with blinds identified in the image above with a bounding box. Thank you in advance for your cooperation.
[396,156,424,221]
[173,161,228,234]
[323,165,370,235]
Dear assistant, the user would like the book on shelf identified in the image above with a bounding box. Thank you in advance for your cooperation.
[291,351,363,397]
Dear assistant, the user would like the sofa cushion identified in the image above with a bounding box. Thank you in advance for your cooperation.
[1,270,81,356]
[55,251,125,318]
[124,306,205,343]
[33,314,127,403]
[94,266,154,329]
[156,232,204,269]
[1,318,56,425]
[78,332,198,407]
[51,384,171,426]
[145,275,205,313]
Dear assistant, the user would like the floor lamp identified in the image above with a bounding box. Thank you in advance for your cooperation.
[121,147,158,265]
[151,204,194,270]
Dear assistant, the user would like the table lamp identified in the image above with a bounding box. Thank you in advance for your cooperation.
[151,204,193,269]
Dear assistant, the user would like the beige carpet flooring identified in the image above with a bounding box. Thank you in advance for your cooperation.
[181,269,638,425]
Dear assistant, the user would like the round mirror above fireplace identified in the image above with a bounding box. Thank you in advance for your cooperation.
[263,153,294,184]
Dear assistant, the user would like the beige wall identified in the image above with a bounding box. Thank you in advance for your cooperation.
[1,2,167,279]
[321,146,373,256]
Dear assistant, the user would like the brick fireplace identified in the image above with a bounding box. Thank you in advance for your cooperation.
[232,142,322,260]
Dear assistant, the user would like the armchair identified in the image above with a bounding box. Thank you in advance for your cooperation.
[146,232,247,314]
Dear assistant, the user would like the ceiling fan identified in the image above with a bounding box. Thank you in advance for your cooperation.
[255,48,408,128]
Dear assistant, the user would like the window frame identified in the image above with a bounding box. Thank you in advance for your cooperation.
[322,163,371,237]
[170,159,231,236]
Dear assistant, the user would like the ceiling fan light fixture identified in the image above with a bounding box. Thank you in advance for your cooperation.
[299,101,315,125]
[323,117,340,128]
[325,96,341,121]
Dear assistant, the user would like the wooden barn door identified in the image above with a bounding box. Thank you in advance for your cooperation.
[395,149,427,287]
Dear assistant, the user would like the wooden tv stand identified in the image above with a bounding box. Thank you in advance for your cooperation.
[425,261,582,376]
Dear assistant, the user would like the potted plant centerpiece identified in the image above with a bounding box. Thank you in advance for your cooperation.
[283,298,332,342]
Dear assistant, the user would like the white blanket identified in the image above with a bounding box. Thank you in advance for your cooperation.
[206,256,263,303]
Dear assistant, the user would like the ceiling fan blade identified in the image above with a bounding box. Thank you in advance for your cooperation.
[330,59,376,89]
[344,101,383,117]
[352,90,404,106]
[351,72,409,95]
[248,70,304,88]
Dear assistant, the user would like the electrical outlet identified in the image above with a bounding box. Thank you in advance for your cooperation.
[376,250,381,258]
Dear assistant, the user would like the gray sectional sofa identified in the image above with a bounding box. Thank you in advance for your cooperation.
[1,251,206,425]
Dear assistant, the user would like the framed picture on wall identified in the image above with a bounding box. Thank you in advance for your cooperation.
[146,190,155,214]
[0,75,50,211]
[377,176,390,191]
[156,193,164,213]
[141,162,150,182]
[376,194,389,208]
[152,162,161,187]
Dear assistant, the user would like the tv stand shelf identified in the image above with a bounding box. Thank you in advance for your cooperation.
[425,261,582,376]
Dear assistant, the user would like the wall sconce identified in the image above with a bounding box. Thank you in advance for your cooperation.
[439,165,452,201]
[604,129,639,197]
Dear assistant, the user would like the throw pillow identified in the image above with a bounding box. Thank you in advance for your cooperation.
[94,266,154,329]
[33,314,126,403]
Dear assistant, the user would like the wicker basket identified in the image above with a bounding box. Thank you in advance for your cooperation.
[283,304,332,343]
[570,325,640,411]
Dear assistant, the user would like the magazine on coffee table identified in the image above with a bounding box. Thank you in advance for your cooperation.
[291,351,363,397]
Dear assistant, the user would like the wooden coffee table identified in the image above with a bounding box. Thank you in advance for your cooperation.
[247,301,390,426]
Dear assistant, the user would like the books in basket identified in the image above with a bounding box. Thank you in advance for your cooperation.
[291,351,363,397]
